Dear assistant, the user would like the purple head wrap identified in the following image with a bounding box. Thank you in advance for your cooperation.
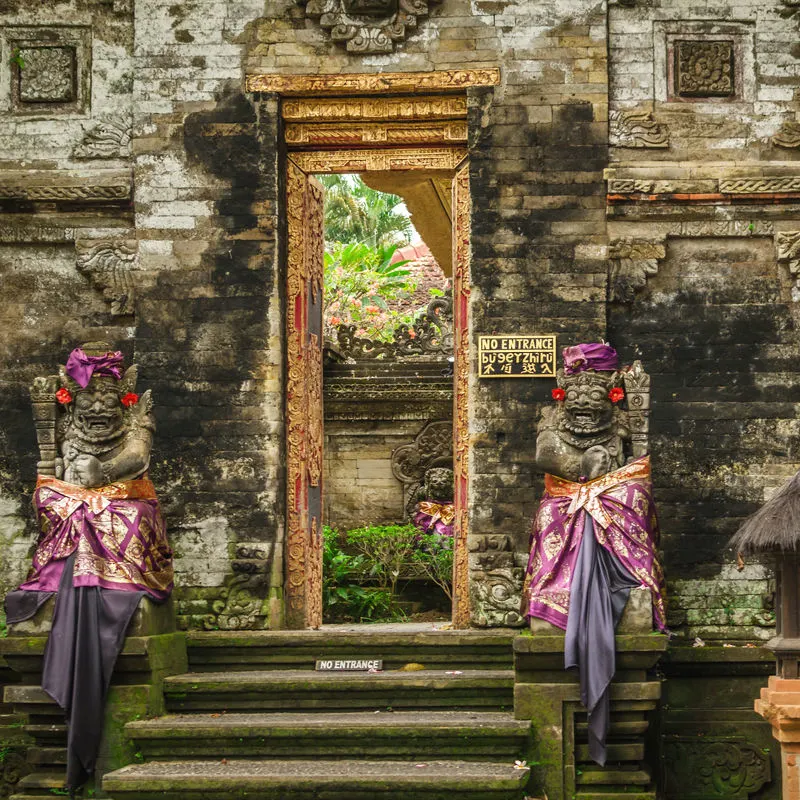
[562,343,619,375]
[65,348,124,389]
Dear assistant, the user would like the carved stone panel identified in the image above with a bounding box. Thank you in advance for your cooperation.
[663,737,771,799]
[18,47,75,103]
[674,40,735,98]
[297,0,442,53]
[4,26,91,115]
[75,240,138,315]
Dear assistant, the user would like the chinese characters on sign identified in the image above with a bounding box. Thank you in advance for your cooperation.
[478,335,557,378]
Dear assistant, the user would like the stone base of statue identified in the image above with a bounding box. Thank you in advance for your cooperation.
[0,599,186,799]
[516,588,668,800]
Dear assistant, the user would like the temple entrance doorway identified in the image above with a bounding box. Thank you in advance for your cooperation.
[283,104,472,631]
[319,174,455,629]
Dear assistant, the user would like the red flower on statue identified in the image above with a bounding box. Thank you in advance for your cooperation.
[121,392,139,408]
[55,388,73,405]
[551,388,566,402]
[608,387,625,404]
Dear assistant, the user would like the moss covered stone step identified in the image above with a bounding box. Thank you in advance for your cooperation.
[187,629,515,672]
[102,759,531,800]
[164,669,515,712]
[127,710,530,760]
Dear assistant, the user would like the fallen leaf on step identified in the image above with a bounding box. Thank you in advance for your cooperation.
[220,759,228,765]
[399,663,425,671]
[415,764,428,768]
[445,671,463,675]
[692,637,705,648]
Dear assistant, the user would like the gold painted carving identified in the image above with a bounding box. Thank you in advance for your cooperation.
[283,96,468,123]
[290,147,468,173]
[246,68,501,96]
[286,160,325,629]
[285,120,468,148]
[452,162,471,630]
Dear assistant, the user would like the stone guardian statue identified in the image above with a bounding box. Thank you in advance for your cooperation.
[4,342,173,794]
[521,342,666,766]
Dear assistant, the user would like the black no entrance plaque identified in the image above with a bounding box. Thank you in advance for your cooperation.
[477,335,557,378]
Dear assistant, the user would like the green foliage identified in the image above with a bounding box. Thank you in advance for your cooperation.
[320,174,413,249]
[410,532,454,603]
[9,48,24,69]
[324,241,418,342]
[346,524,420,598]
[322,527,394,622]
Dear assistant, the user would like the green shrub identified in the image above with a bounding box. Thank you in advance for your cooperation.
[410,532,454,603]
[345,524,420,598]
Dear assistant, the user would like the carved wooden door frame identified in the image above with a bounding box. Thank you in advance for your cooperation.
[283,139,474,630]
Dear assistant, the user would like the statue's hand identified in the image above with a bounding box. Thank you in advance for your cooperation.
[71,454,105,488]
[36,459,57,476]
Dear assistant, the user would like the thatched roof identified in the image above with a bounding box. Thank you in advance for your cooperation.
[730,471,800,553]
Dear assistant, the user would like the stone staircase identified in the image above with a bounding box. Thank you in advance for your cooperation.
[102,628,533,799]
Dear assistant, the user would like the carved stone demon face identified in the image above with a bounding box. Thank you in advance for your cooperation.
[561,371,616,437]
[423,467,455,501]
[342,0,398,14]
[71,382,125,443]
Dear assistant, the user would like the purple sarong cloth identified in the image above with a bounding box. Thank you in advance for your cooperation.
[522,457,666,632]
[64,348,124,388]
[19,476,173,599]
[5,476,173,794]
[522,457,667,765]
[413,500,455,538]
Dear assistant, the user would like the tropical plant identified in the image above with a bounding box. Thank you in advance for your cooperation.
[345,524,420,599]
[411,533,454,603]
[320,174,413,249]
[322,527,394,622]
[324,241,420,342]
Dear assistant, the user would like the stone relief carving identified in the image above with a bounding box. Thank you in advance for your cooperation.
[772,120,800,149]
[0,184,130,202]
[608,176,800,196]
[776,231,800,301]
[73,115,132,159]
[780,0,800,18]
[391,420,453,518]
[18,47,75,103]
[297,0,442,53]
[674,40,735,98]
[331,290,452,361]
[470,566,525,628]
[202,545,272,631]
[608,239,666,302]
[609,109,669,148]
[75,240,138,315]
[663,737,771,799]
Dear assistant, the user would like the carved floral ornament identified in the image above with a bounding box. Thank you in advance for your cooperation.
[297,0,442,53]
[609,108,669,149]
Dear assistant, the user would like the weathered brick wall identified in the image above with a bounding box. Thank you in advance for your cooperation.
[607,0,800,640]
[324,420,420,531]
[0,0,796,639]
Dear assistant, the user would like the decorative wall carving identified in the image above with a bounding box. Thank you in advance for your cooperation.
[663,737,771,799]
[73,115,132,159]
[773,120,800,149]
[452,162,471,629]
[608,176,800,198]
[290,147,468,173]
[245,68,501,95]
[75,240,138,315]
[296,0,442,53]
[391,420,453,517]
[282,96,468,123]
[608,238,666,302]
[18,47,75,103]
[285,120,468,147]
[4,26,91,115]
[202,545,271,631]
[609,108,669,148]
[776,231,800,301]
[331,291,452,361]
[674,40,734,97]
[0,183,130,202]
[470,567,525,627]
[0,748,30,798]
[779,0,800,18]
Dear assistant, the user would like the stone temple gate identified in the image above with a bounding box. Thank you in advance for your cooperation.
[0,0,798,797]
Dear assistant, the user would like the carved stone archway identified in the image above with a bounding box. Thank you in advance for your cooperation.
[267,70,499,628]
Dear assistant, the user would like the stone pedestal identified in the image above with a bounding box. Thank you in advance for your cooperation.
[0,596,186,799]
[756,677,800,800]
[515,608,668,800]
